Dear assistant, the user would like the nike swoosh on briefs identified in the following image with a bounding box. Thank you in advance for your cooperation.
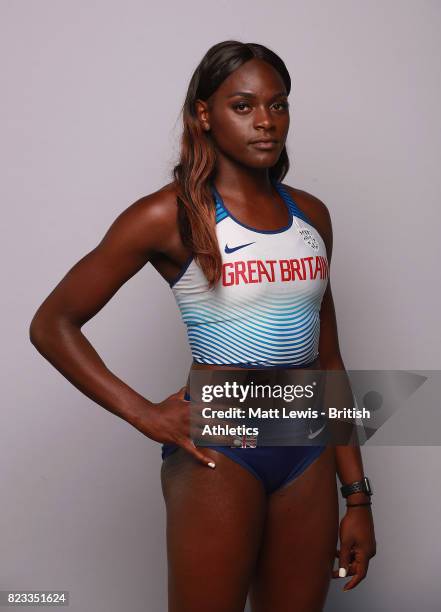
[224,241,256,254]
[308,422,327,439]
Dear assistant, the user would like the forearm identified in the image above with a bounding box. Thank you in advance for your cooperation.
[335,443,365,483]
[29,318,154,428]
[321,357,369,501]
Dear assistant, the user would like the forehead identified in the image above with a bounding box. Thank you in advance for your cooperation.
[214,58,287,98]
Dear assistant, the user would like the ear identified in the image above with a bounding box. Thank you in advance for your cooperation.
[195,99,211,131]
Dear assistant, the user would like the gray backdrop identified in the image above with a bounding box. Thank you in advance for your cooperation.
[2,1,440,610]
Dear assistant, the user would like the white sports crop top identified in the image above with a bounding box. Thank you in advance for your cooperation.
[169,179,329,367]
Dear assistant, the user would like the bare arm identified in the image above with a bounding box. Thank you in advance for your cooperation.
[313,199,368,496]
[29,189,213,466]
[295,188,376,589]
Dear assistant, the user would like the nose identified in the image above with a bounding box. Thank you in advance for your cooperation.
[253,105,275,130]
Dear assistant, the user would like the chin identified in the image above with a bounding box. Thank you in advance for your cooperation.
[246,154,281,168]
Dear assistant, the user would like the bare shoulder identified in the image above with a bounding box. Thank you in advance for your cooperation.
[103,181,180,257]
[281,183,333,255]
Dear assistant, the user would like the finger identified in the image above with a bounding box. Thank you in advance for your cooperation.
[188,406,247,442]
[333,557,358,579]
[347,565,357,577]
[334,563,357,579]
[185,396,258,448]
[189,412,233,429]
[337,542,353,579]
[332,554,346,579]
[180,438,217,469]
[342,556,369,591]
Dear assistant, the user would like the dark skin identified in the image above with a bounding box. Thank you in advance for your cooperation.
[30,58,376,611]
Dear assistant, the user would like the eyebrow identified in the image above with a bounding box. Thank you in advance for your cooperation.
[226,91,288,99]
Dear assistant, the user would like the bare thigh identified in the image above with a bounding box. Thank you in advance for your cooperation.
[249,447,339,612]
[161,447,267,612]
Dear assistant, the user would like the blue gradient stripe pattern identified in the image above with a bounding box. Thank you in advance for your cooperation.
[173,283,323,366]
[170,179,329,367]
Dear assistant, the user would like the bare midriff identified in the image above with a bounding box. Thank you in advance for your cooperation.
[189,355,321,373]
[184,357,323,404]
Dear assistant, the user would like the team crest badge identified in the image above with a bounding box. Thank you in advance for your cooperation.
[295,223,320,251]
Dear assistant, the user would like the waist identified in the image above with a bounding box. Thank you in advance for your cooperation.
[190,355,321,373]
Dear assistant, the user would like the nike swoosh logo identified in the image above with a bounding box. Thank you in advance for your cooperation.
[308,422,327,439]
[225,241,255,254]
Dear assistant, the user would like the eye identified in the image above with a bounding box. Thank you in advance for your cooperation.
[232,102,251,112]
[231,100,289,113]
[272,101,289,111]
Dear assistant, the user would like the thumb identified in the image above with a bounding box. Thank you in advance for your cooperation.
[337,542,352,578]
[181,438,216,469]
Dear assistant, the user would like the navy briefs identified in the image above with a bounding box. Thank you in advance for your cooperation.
[161,389,327,495]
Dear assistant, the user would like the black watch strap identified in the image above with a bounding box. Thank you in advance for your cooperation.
[340,476,373,498]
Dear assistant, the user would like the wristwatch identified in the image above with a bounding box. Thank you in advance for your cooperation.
[340,476,373,498]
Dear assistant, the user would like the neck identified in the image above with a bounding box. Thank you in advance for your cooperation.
[212,158,275,199]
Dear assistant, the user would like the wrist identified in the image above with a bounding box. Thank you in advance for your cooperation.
[345,491,371,504]
[123,396,157,429]
[346,501,372,511]
[345,491,373,511]
[340,476,373,499]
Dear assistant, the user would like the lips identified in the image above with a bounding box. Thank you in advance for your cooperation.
[249,138,278,144]
[249,139,278,150]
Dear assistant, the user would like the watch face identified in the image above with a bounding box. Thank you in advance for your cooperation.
[364,477,373,495]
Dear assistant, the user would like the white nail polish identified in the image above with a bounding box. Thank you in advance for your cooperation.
[339,567,347,578]
[208,462,216,469]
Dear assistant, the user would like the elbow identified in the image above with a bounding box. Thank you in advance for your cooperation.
[29,303,59,351]
[29,312,50,350]
[29,307,79,352]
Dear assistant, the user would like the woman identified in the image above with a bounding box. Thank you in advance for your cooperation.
[30,41,376,612]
